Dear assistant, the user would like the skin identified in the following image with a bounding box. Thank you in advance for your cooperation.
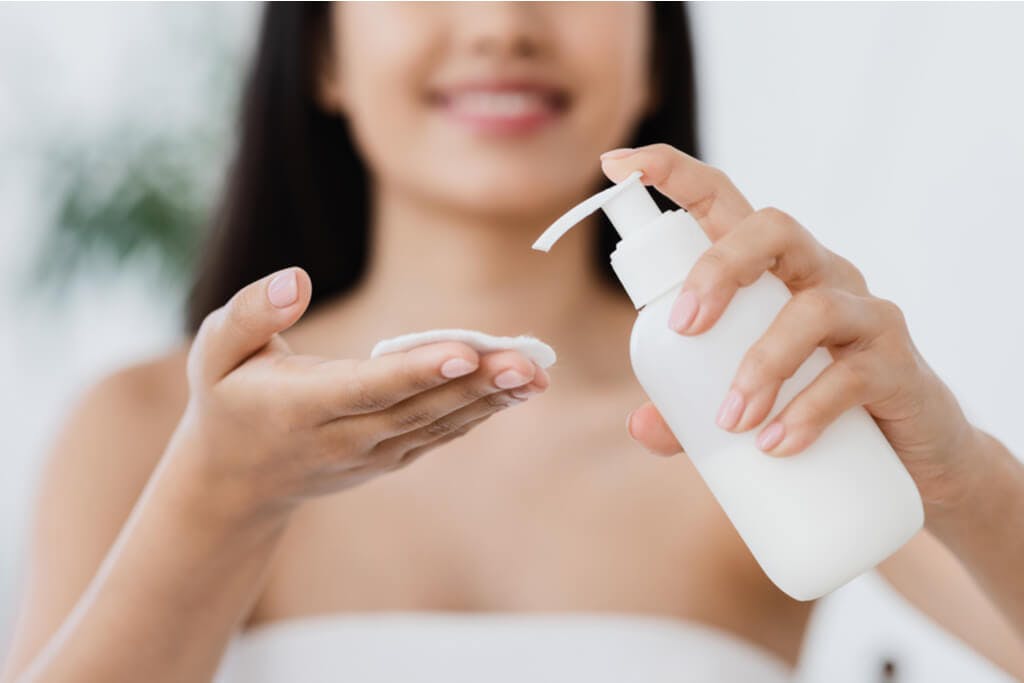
[4,3,1024,681]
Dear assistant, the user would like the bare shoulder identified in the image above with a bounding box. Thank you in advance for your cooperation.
[51,345,191,487]
[37,343,192,552]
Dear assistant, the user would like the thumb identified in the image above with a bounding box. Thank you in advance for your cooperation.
[627,402,683,456]
[190,267,312,384]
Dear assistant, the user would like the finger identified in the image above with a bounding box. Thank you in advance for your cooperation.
[354,349,540,439]
[375,388,525,465]
[387,360,552,462]
[627,402,683,456]
[508,361,551,400]
[600,143,753,241]
[669,208,868,335]
[393,414,492,469]
[719,290,891,434]
[189,267,312,384]
[754,352,895,457]
[300,341,484,419]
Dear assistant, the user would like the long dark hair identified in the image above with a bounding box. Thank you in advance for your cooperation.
[186,2,699,332]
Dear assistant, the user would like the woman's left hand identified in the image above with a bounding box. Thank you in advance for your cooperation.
[601,144,978,510]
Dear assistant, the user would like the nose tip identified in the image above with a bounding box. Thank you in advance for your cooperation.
[465,4,545,59]
[471,28,541,60]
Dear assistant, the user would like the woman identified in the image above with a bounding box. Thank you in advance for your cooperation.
[4,3,1023,681]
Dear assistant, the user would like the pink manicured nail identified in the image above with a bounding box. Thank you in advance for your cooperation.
[716,389,745,430]
[494,369,529,389]
[600,147,636,160]
[668,290,699,332]
[267,270,298,308]
[757,422,785,451]
[625,410,637,440]
[509,388,537,401]
[441,358,476,379]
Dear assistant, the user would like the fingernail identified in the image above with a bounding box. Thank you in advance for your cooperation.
[716,389,745,430]
[267,270,298,308]
[441,358,476,379]
[625,410,637,440]
[600,147,636,160]
[757,422,785,452]
[494,369,529,389]
[509,388,537,401]
[668,290,699,333]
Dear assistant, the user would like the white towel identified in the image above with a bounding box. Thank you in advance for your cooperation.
[370,329,557,369]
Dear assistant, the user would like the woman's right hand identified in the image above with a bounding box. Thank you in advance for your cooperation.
[174,266,548,518]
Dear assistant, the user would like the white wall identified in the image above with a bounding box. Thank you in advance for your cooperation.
[2,3,1022,681]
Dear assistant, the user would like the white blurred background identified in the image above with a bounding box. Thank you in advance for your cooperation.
[1,3,1022,681]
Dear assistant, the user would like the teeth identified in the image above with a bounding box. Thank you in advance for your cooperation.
[448,91,549,117]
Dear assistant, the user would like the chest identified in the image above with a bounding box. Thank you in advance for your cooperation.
[253,394,760,613]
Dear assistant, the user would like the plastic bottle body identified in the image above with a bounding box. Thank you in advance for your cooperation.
[630,276,924,601]
[534,175,925,601]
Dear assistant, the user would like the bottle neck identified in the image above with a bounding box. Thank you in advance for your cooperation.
[610,209,712,309]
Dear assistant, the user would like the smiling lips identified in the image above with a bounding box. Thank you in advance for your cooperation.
[429,82,570,135]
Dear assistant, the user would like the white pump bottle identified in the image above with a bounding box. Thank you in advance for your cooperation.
[533,172,923,600]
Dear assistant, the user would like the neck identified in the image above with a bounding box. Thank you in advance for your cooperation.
[349,180,615,347]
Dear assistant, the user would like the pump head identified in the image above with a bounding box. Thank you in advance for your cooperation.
[532,171,661,252]
[531,169,711,310]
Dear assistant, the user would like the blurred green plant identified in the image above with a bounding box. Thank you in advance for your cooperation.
[35,133,212,292]
[29,5,252,300]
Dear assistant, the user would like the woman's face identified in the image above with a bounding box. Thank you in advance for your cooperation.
[322,2,653,220]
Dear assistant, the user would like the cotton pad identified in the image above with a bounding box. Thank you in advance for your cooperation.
[370,329,556,369]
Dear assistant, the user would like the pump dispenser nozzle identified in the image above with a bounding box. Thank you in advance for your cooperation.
[532,171,659,252]
[532,169,711,310]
